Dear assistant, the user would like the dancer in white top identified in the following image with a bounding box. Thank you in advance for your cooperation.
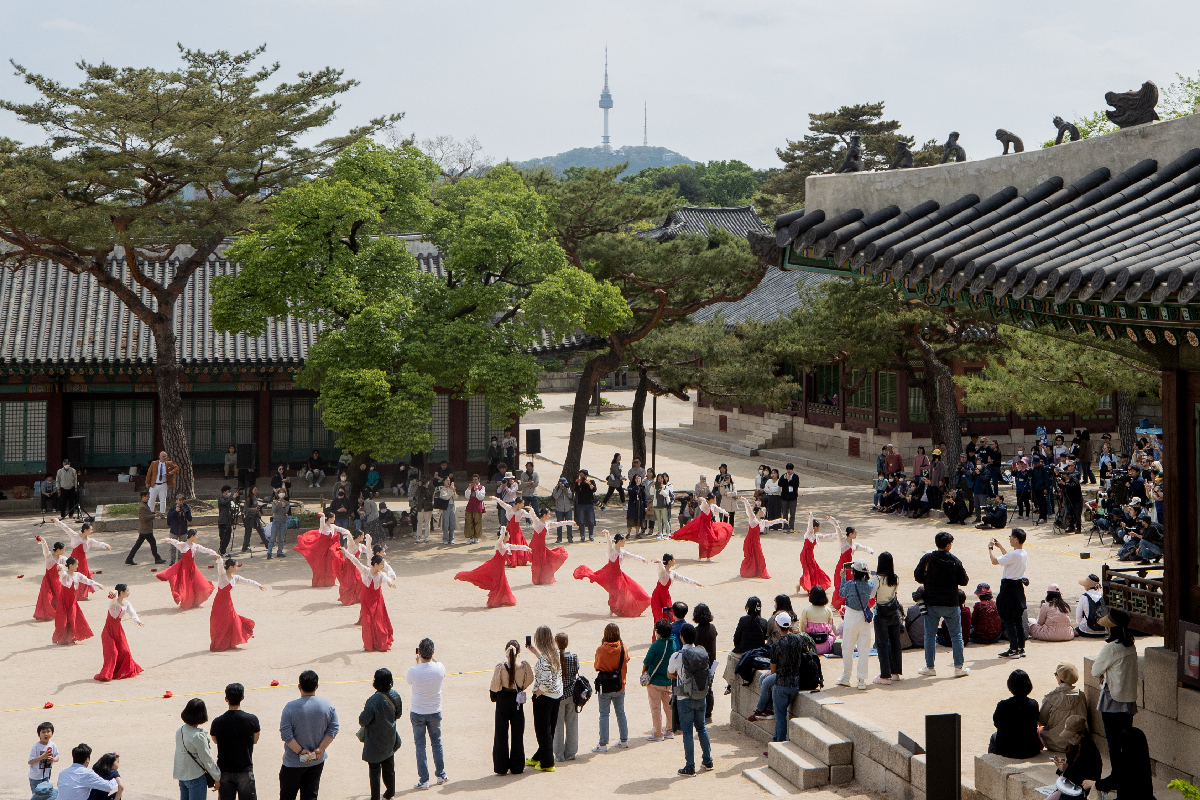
[455,528,530,608]
[211,557,264,651]
[342,549,396,650]
[54,518,110,600]
[34,535,68,620]
[740,497,787,580]
[96,583,144,680]
[573,530,653,617]
[337,527,373,606]
[669,493,734,561]
[53,557,103,645]
[528,507,573,584]
[493,497,532,566]
[156,529,218,610]
[295,511,348,587]
[649,552,701,627]
[828,516,874,613]
[797,511,837,594]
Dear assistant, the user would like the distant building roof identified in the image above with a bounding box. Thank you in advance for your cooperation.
[640,205,770,242]
[691,267,832,327]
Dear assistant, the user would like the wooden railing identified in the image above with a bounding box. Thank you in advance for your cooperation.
[1102,563,1165,636]
[807,402,839,416]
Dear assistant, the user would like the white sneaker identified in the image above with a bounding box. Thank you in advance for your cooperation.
[592,744,608,753]
[414,780,429,790]
[664,732,675,739]
[917,666,936,677]
[436,775,449,785]
[836,678,851,687]
[953,666,971,677]
[616,740,629,748]
[647,735,665,742]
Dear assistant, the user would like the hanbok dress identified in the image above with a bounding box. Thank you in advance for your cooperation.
[53,568,100,644]
[34,538,66,620]
[455,538,530,608]
[95,598,143,680]
[294,516,344,587]
[210,570,262,651]
[155,540,217,609]
[573,535,652,617]
[670,499,733,560]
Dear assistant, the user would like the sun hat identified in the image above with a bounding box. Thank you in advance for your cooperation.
[849,559,869,573]
[1078,574,1100,589]
[1098,608,1130,628]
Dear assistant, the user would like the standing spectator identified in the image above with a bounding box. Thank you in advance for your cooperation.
[779,464,800,530]
[1030,455,1051,524]
[40,474,58,515]
[57,744,117,800]
[407,638,448,789]
[626,474,647,539]
[1039,663,1088,753]
[551,478,574,543]
[269,490,288,560]
[715,468,736,529]
[592,623,630,753]
[502,432,518,471]
[520,462,540,514]
[27,722,59,797]
[763,469,781,522]
[552,632,579,762]
[654,473,674,539]
[210,683,260,800]
[358,668,402,800]
[436,477,456,544]
[573,471,597,542]
[668,623,713,775]
[415,479,434,545]
[433,460,453,483]
[1012,458,1031,520]
[693,474,710,499]
[241,487,266,553]
[602,454,625,508]
[883,445,904,478]
[167,494,193,566]
[928,450,945,510]
[216,486,234,556]
[1091,609,1139,764]
[57,458,80,518]
[174,699,221,800]
[1075,574,1107,638]
[126,490,165,565]
[486,437,502,482]
[912,446,930,477]
[692,604,718,722]
[837,559,876,690]
[628,458,646,487]
[642,619,676,741]
[490,640,533,775]
[988,669,1042,758]
[463,475,486,545]
[643,470,657,537]
[145,451,177,516]
[330,487,353,534]
[331,470,351,503]
[1088,726,1154,798]
[872,552,904,684]
[989,529,1029,658]
[914,531,971,678]
[279,670,340,800]
[527,626,563,772]
[495,474,518,527]
[303,450,325,488]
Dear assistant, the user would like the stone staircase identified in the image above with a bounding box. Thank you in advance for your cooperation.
[743,716,855,795]
[733,415,793,456]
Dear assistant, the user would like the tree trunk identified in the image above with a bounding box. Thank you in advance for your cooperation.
[151,315,195,500]
[1116,391,1136,457]
[909,333,962,466]
[631,365,649,465]
[562,348,620,480]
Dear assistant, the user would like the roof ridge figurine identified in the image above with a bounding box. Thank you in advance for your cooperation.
[941,132,966,163]
[995,129,1024,154]
[832,134,865,173]
[1105,80,1160,128]
[1053,116,1081,144]
[889,141,914,170]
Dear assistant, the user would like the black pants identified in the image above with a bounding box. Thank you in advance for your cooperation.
[530,694,557,769]
[218,770,256,800]
[218,523,233,555]
[874,617,903,678]
[243,521,267,551]
[126,533,161,563]
[1081,460,1095,484]
[492,690,526,774]
[1101,710,1134,766]
[1064,484,1084,531]
[998,580,1027,651]
[367,756,394,799]
[1032,489,1048,521]
[1016,490,1031,517]
[278,762,323,800]
[602,486,625,505]
[59,487,78,516]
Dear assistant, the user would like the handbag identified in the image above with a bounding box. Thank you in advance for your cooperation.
[433,495,449,510]
[596,644,625,693]
[182,732,216,788]
[356,691,397,743]
[640,641,669,687]
[852,582,873,623]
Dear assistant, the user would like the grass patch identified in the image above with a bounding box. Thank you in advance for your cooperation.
[103,499,216,517]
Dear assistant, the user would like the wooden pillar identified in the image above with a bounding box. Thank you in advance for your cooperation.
[448,397,469,471]
[1161,369,1197,650]
[46,387,64,471]
[256,383,271,473]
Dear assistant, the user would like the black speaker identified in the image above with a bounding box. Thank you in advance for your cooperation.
[526,429,541,455]
[65,436,86,466]
[236,443,256,471]
[925,713,961,800]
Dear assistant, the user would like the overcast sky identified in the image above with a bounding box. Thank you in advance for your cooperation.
[2,1,1199,170]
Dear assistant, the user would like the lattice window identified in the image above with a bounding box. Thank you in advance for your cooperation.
[815,364,839,401]
[0,401,47,473]
[847,370,872,409]
[183,398,254,463]
[908,376,928,423]
[68,400,153,468]
[878,372,898,414]
[272,397,337,463]
[429,394,450,461]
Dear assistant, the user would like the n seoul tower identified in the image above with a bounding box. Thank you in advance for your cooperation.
[599,48,613,153]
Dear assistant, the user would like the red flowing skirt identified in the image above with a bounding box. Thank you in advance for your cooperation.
[336,553,362,606]
[95,613,142,681]
[670,513,733,559]
[455,552,516,608]
[294,531,339,587]
[741,525,771,579]
[53,582,93,644]
[156,551,214,610]
[573,559,651,618]
[359,582,394,652]
[830,547,852,611]
[529,530,568,585]
[35,565,59,620]
[504,518,530,567]
[210,585,255,651]
[70,545,95,600]
[799,538,831,593]
[651,579,673,625]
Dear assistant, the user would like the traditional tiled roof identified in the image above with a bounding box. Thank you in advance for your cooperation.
[640,205,770,241]
[691,267,831,327]
[763,148,1200,307]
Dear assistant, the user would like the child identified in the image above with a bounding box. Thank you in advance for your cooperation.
[937,590,972,648]
[988,669,1042,759]
[798,586,836,655]
[27,722,59,795]
[970,583,1003,644]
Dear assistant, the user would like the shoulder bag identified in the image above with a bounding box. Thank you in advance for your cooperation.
[596,644,626,693]
[640,642,668,687]
[852,581,873,623]
[182,731,216,788]
[356,691,398,742]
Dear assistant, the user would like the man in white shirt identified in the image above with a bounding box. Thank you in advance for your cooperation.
[58,744,117,800]
[1076,574,1107,637]
[407,638,448,789]
[989,528,1029,659]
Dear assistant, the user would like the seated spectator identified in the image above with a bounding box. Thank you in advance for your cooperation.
[731,596,768,655]
[40,474,58,513]
[1075,575,1107,638]
[988,669,1042,759]
[969,583,1003,644]
[391,463,410,497]
[937,590,971,648]
[1039,663,1088,753]
[943,489,971,525]
[903,599,925,651]
[798,587,836,655]
[908,477,931,519]
[1046,716,1100,800]
[872,474,887,510]
[89,752,122,800]
[1030,585,1076,642]
[378,503,397,539]
[364,464,382,497]
[879,479,903,514]
[976,495,1009,529]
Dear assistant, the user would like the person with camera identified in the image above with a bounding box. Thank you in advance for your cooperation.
[551,477,574,543]
[407,638,448,789]
[914,531,971,678]
[572,470,598,542]
[989,528,1029,659]
[976,494,1009,530]
[668,623,713,775]
[1029,455,1052,525]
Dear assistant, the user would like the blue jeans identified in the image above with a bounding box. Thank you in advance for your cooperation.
[30,778,45,799]
[411,711,445,784]
[754,672,777,713]
[772,684,799,742]
[575,503,596,538]
[924,605,964,669]
[555,509,574,541]
[1138,539,1163,560]
[523,495,540,514]
[269,520,286,556]
[677,696,711,770]
[179,775,208,800]
[598,690,627,745]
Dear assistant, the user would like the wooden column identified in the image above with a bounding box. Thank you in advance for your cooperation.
[1160,369,1198,650]
[46,387,64,471]
[256,383,271,473]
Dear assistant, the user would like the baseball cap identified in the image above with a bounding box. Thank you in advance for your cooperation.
[774,612,792,628]
[1078,574,1100,589]
[1047,583,1061,592]
[849,559,869,573]
[973,582,991,596]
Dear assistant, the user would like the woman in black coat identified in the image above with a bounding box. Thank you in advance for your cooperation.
[358,668,403,800]
[1048,716,1101,799]
[989,669,1042,759]
[731,596,767,654]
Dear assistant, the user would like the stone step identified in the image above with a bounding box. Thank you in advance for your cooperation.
[730,710,776,743]
[767,741,829,790]
[742,766,800,796]
[788,716,853,766]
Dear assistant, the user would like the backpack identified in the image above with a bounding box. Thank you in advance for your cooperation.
[1084,592,1108,632]
[794,633,824,692]
[680,647,712,700]
[572,674,593,711]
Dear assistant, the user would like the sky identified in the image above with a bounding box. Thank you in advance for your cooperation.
[1,1,1199,170]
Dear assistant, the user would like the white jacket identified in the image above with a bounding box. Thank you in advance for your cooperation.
[1091,641,1138,703]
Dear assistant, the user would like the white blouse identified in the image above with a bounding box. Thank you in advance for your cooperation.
[657,563,699,587]
[531,517,573,535]
[40,539,66,570]
[217,571,262,591]
[58,521,110,552]
[58,569,101,590]
[495,499,535,523]
[342,549,395,589]
[108,598,141,622]
[607,545,647,565]
[163,539,219,558]
[496,540,532,556]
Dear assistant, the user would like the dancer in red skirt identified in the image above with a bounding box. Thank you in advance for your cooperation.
[54,519,111,601]
[33,536,67,620]
[293,512,344,588]
[573,530,653,617]
[156,529,218,610]
[739,497,787,580]
[95,584,144,681]
[210,558,264,651]
[53,558,103,645]
[336,528,371,607]
[341,548,395,651]
[670,494,733,561]
[527,508,572,585]
[493,498,532,567]
[455,529,530,608]
[827,519,873,612]
[796,511,836,595]
[650,553,701,629]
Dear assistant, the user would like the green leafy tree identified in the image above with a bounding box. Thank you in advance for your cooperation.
[0,45,386,498]
[215,146,630,491]
[956,325,1160,455]
[621,159,770,207]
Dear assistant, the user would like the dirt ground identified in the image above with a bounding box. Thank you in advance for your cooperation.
[0,395,1153,799]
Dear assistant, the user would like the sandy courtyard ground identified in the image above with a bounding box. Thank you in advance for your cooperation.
[0,395,1155,799]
